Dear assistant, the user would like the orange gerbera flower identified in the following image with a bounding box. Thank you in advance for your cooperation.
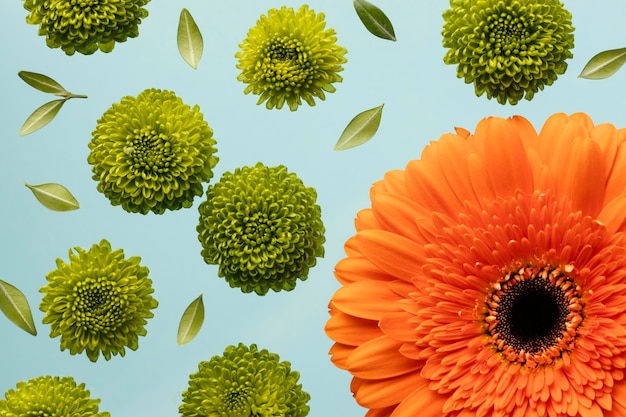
[325,112,626,417]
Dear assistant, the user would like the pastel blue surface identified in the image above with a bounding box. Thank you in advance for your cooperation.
[1,1,625,416]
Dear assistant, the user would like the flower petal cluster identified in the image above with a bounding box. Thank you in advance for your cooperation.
[180,343,310,417]
[197,162,325,295]
[40,239,158,362]
[0,375,110,416]
[88,88,218,215]
[22,0,150,55]
[442,0,574,105]
[325,113,626,416]
[236,5,347,111]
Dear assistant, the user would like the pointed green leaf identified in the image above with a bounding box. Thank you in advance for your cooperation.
[177,294,204,345]
[25,182,80,211]
[353,0,396,41]
[18,71,68,95]
[178,8,203,69]
[335,104,384,151]
[0,279,37,336]
[19,99,66,136]
[579,47,626,80]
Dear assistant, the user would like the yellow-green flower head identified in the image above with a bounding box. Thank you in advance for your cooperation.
[0,375,110,417]
[235,5,348,111]
[22,0,150,55]
[197,163,325,295]
[40,239,158,362]
[88,88,218,215]
[180,343,310,417]
[442,0,574,105]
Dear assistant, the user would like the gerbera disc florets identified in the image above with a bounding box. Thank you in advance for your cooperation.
[40,239,158,362]
[0,375,110,416]
[179,343,310,417]
[22,0,151,55]
[442,0,574,104]
[236,5,347,111]
[88,88,218,215]
[197,162,325,295]
[484,263,584,367]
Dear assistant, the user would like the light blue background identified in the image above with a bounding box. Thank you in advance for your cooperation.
[1,1,625,416]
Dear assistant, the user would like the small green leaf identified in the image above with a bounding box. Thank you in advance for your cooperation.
[335,104,384,151]
[579,47,626,80]
[177,294,204,345]
[18,71,68,95]
[25,182,80,211]
[19,99,66,136]
[0,279,37,336]
[353,0,396,41]
[178,8,203,69]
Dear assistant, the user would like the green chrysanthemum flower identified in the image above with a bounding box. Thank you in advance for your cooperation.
[442,0,574,105]
[180,343,310,417]
[88,88,218,215]
[40,239,158,362]
[0,375,110,417]
[22,0,150,55]
[236,5,347,111]
[197,163,325,295]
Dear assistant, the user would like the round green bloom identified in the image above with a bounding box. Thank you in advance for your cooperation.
[180,343,310,417]
[88,88,218,215]
[197,163,325,295]
[40,239,158,362]
[235,5,347,111]
[442,0,574,105]
[0,375,110,417]
[22,0,150,55]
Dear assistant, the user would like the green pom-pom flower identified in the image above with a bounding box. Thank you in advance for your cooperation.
[22,0,150,55]
[442,0,574,105]
[197,163,325,295]
[180,343,310,417]
[0,375,110,417]
[40,239,158,362]
[235,5,348,111]
[88,88,218,215]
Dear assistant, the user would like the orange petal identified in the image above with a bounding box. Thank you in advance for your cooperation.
[356,229,426,281]
[347,335,422,379]
[598,195,626,234]
[356,372,424,408]
[560,137,606,217]
[329,342,353,369]
[379,311,418,342]
[605,140,626,203]
[404,159,465,217]
[335,256,394,285]
[476,116,533,197]
[371,192,427,243]
[331,281,404,321]
[325,310,382,346]
[389,381,446,417]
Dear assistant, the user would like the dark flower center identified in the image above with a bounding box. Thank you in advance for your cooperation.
[129,127,174,174]
[484,264,584,366]
[494,277,568,353]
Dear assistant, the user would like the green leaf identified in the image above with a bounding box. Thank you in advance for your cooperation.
[335,104,384,151]
[579,47,626,80]
[18,71,68,95]
[0,279,37,336]
[177,8,203,69]
[19,99,66,136]
[177,294,204,345]
[353,0,396,41]
[25,182,80,211]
